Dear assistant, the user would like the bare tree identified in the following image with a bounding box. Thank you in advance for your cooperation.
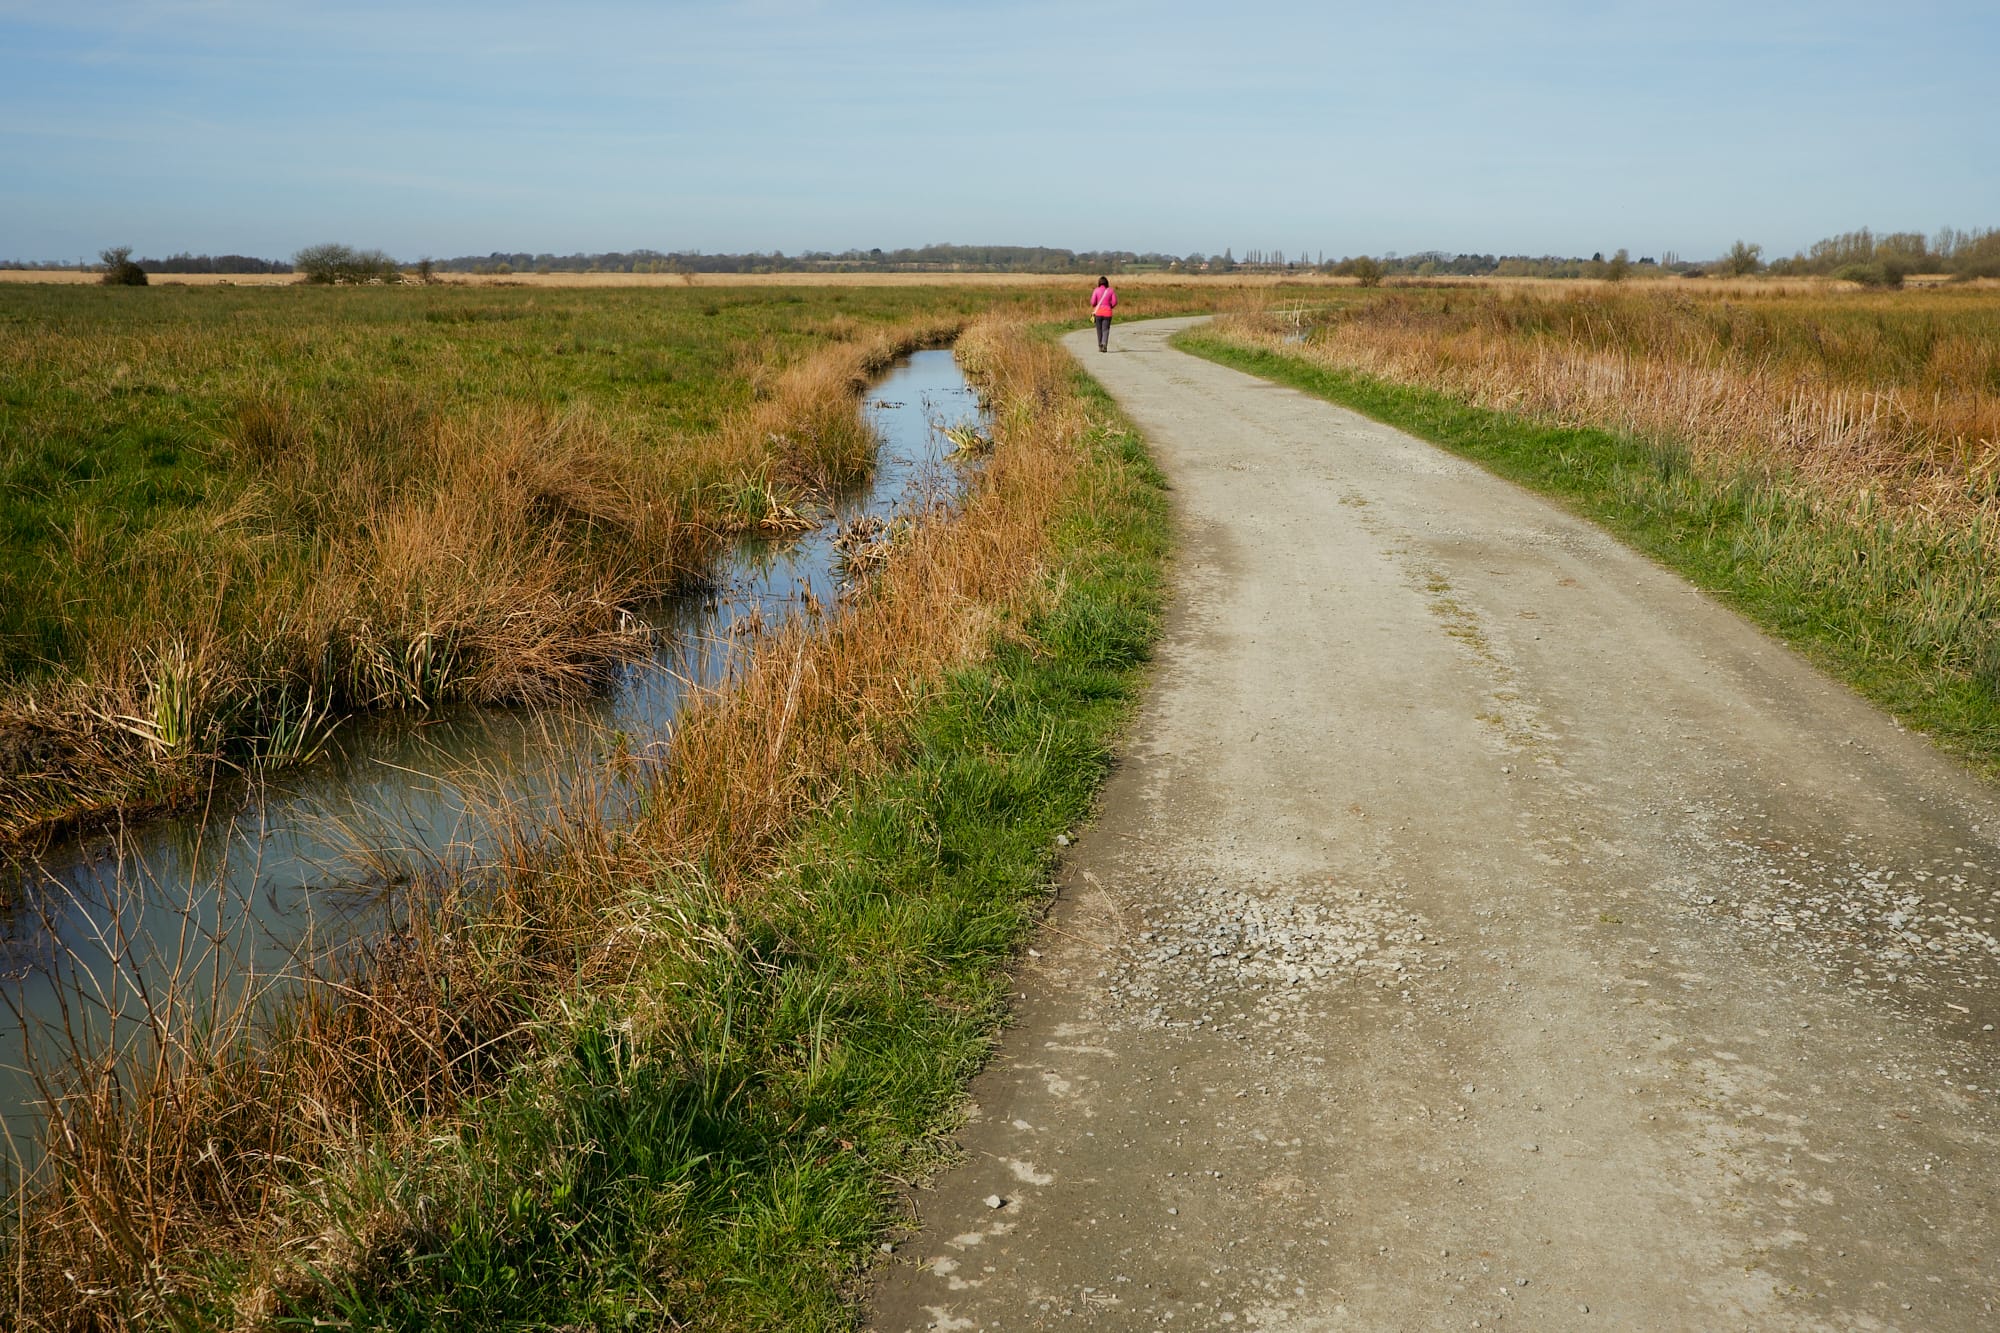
[1721,240,1763,277]
[293,243,402,285]
[99,246,147,286]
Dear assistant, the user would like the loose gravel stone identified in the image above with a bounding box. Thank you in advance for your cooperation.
[1097,854,1429,1038]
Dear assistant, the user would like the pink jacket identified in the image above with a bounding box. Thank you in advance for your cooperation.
[1091,285,1118,317]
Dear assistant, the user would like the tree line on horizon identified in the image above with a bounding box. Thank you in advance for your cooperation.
[7,229,1997,285]
[1760,227,2000,285]
[0,251,298,275]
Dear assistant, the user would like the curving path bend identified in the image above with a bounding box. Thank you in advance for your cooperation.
[869,317,2000,1331]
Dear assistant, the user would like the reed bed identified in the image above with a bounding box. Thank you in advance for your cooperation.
[4,317,1154,1329]
[1218,287,2000,517]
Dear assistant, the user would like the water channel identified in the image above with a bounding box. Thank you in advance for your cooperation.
[0,348,985,1164]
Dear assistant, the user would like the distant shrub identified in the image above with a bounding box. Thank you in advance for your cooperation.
[1343,256,1384,288]
[293,242,402,285]
[1834,262,1905,288]
[1718,239,1763,277]
[98,246,147,286]
[1604,248,1631,282]
[1946,230,2000,280]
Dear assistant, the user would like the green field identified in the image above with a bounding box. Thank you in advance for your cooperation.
[0,281,1198,848]
[0,282,1053,681]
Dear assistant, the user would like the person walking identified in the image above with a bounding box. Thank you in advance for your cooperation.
[1090,276,1118,352]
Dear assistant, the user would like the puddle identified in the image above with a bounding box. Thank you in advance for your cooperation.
[0,348,986,1161]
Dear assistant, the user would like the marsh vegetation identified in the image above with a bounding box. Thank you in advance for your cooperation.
[0,283,1161,851]
[0,279,1173,1329]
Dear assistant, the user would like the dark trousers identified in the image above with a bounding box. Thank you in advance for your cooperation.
[1094,315,1112,349]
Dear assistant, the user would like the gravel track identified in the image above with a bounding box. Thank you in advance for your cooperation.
[868,318,2000,1331]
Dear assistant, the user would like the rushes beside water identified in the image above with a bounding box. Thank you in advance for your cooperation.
[0,298,972,853]
[3,318,1171,1329]
[0,400,717,854]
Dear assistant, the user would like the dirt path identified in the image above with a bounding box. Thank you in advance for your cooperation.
[868,318,2000,1331]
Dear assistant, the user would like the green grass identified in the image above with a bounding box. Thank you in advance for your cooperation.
[1176,329,2000,772]
[214,370,1169,1330]
[0,283,1050,682]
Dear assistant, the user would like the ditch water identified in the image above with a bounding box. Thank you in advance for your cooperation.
[0,348,986,1164]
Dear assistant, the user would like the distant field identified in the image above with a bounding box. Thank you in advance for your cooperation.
[1215,283,2000,510]
[0,283,970,671]
[12,267,1992,293]
[4,268,1300,289]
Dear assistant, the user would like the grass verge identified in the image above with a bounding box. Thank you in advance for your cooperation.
[1176,329,2000,772]
[8,321,1170,1331]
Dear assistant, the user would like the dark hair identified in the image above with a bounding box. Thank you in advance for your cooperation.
[1097,276,1108,285]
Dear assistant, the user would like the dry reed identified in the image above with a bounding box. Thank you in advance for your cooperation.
[1220,288,2000,526]
[641,319,1083,890]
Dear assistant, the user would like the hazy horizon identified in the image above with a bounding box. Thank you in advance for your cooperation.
[4,0,1996,265]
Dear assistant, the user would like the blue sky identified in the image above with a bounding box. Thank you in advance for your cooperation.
[2,0,1995,263]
